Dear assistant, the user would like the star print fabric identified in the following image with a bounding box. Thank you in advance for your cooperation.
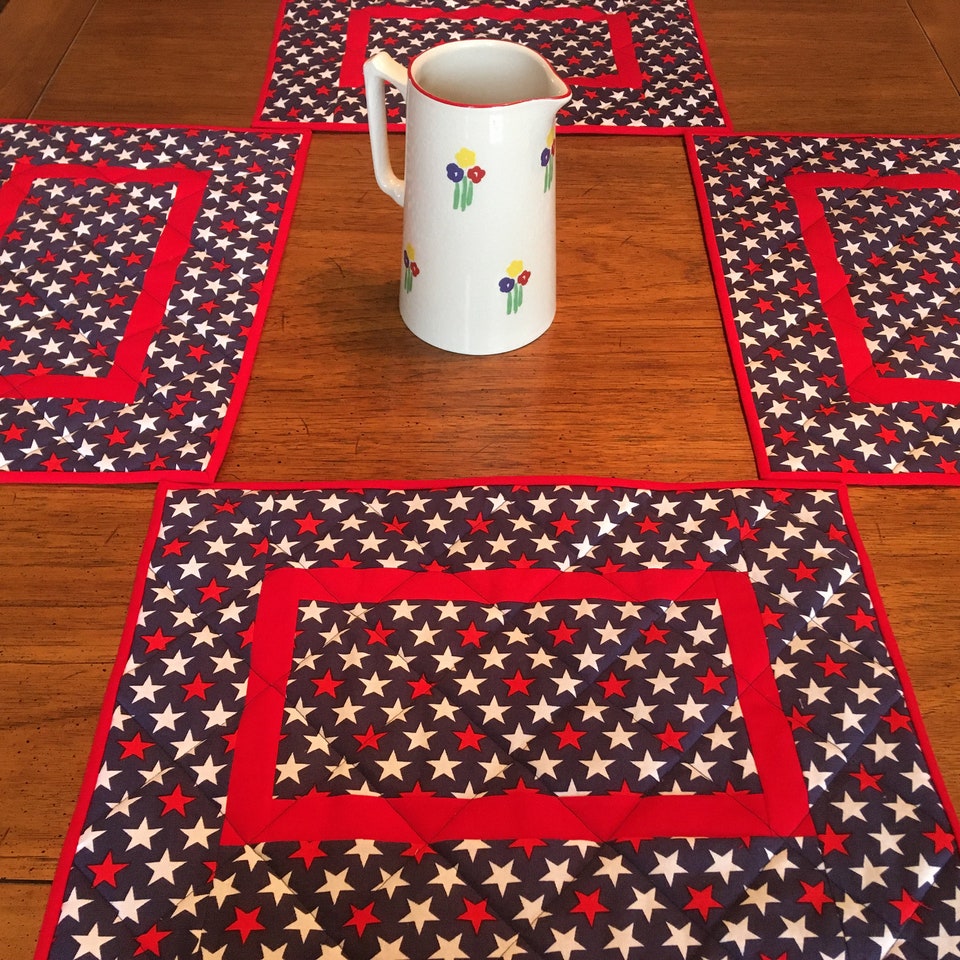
[36,479,960,959]
[0,121,308,481]
[690,133,960,484]
[255,0,729,131]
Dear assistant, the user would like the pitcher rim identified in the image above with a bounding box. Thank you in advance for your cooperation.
[408,38,572,109]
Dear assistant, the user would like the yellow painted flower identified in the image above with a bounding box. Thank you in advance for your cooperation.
[506,259,525,279]
[405,243,416,260]
[454,147,476,168]
[546,129,555,149]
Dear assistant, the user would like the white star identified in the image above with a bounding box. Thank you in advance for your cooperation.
[72,924,114,958]
[400,897,437,933]
[429,933,469,960]
[285,905,322,942]
[547,927,584,959]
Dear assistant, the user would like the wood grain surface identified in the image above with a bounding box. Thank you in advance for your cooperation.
[1,0,959,956]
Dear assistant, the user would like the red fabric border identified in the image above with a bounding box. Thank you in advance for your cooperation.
[223,566,814,843]
[685,132,960,486]
[784,170,960,404]
[339,4,643,89]
[0,123,311,484]
[32,474,960,959]
[0,160,209,402]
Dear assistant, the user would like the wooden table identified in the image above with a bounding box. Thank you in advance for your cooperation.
[1,1,959,956]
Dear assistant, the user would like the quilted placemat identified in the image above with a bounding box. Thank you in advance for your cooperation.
[254,0,729,132]
[690,132,960,485]
[36,477,960,958]
[0,121,308,482]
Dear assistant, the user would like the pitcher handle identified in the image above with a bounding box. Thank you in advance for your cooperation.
[363,52,408,207]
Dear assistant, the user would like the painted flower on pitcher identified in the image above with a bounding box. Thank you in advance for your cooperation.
[402,243,419,293]
[447,147,485,211]
[541,129,557,192]
[500,260,530,314]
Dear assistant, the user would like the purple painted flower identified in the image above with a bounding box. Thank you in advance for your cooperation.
[446,163,464,183]
[540,148,551,167]
[499,277,515,293]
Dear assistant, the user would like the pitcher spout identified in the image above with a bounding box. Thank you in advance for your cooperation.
[409,38,572,109]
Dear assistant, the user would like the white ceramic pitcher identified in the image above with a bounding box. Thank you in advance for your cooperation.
[364,39,571,355]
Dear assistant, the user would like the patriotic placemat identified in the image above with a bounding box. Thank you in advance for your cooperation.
[0,121,308,482]
[36,477,960,958]
[254,0,729,132]
[690,133,960,485]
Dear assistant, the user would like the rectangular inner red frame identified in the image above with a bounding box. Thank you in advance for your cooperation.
[785,170,960,404]
[223,566,814,844]
[339,3,644,90]
[0,159,209,402]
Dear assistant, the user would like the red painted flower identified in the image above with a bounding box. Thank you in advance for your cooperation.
[518,270,531,286]
[467,165,486,184]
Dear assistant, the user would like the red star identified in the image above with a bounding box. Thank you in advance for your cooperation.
[198,577,228,602]
[459,898,495,932]
[182,673,214,701]
[345,901,380,937]
[789,560,818,582]
[142,627,175,652]
[466,511,493,533]
[684,884,722,919]
[641,623,669,644]
[850,763,883,792]
[760,606,784,628]
[548,621,577,646]
[118,731,155,759]
[636,516,661,533]
[159,783,195,816]
[457,622,486,647]
[454,724,486,750]
[382,515,408,534]
[924,823,956,854]
[890,888,925,924]
[354,725,387,751]
[2,423,26,442]
[134,925,171,956]
[510,836,548,857]
[798,880,834,914]
[226,906,265,943]
[312,669,343,697]
[655,723,687,751]
[104,426,128,446]
[818,823,850,855]
[787,706,815,731]
[290,839,326,868]
[295,512,323,533]
[571,888,609,925]
[596,673,630,698]
[696,668,727,693]
[40,452,67,471]
[405,674,433,699]
[553,722,587,749]
[89,851,127,887]
[847,607,877,631]
[550,512,577,534]
[815,654,847,677]
[502,669,535,695]
[365,620,395,645]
